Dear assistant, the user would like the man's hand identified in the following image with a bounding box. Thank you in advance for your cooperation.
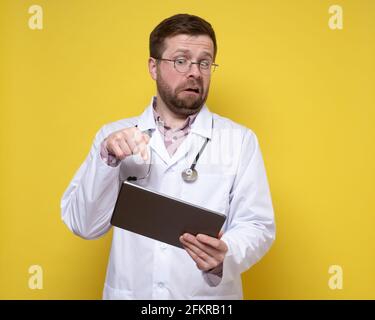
[179,231,228,272]
[104,127,150,161]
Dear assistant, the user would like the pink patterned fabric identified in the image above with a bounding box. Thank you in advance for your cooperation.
[152,97,197,157]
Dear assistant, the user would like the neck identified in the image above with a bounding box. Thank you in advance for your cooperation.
[155,95,190,129]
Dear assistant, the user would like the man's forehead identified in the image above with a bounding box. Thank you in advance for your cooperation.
[164,34,214,56]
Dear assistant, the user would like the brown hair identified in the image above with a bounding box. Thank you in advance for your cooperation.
[149,14,217,60]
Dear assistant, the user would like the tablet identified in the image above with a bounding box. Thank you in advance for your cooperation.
[110,181,226,249]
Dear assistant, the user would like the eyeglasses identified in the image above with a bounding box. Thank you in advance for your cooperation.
[155,57,219,75]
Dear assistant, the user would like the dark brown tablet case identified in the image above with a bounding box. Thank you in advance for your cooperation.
[110,181,226,249]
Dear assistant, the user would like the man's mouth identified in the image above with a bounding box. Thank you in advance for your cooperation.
[181,87,200,94]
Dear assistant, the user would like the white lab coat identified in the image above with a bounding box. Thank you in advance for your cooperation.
[61,97,275,300]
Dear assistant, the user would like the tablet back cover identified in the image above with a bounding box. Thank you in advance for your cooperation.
[110,181,226,249]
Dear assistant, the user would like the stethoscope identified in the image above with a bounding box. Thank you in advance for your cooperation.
[126,125,210,183]
[181,137,209,182]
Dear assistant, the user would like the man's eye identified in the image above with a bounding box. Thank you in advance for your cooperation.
[175,58,187,65]
[200,60,211,68]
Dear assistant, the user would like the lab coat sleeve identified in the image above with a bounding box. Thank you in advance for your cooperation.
[204,129,275,287]
[61,125,121,239]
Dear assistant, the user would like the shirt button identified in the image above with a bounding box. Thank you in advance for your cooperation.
[160,243,167,250]
[158,282,164,288]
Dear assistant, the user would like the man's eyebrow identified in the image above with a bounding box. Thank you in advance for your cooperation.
[172,49,190,55]
[200,51,213,59]
[172,49,213,59]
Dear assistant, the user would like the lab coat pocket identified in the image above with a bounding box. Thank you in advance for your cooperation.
[181,170,234,216]
[188,280,241,300]
[103,283,133,300]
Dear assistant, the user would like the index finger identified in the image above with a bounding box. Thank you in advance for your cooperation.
[139,141,149,161]
[196,233,226,251]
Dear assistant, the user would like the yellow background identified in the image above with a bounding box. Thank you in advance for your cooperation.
[1,0,374,299]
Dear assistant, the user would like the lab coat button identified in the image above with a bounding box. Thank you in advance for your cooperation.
[158,282,164,288]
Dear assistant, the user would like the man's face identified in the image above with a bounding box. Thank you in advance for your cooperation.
[149,34,215,116]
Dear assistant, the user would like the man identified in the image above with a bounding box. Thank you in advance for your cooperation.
[61,14,275,300]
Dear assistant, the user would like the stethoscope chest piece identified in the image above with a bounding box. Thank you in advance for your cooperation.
[181,168,198,183]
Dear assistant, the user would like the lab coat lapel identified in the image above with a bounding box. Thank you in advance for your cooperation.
[136,99,171,165]
[150,129,172,166]
[166,105,213,169]
[167,133,194,168]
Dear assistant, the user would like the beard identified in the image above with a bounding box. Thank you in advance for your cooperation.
[156,72,209,117]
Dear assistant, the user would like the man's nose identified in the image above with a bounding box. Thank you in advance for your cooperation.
[186,63,202,78]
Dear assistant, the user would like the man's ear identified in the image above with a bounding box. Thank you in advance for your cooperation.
[148,57,157,80]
